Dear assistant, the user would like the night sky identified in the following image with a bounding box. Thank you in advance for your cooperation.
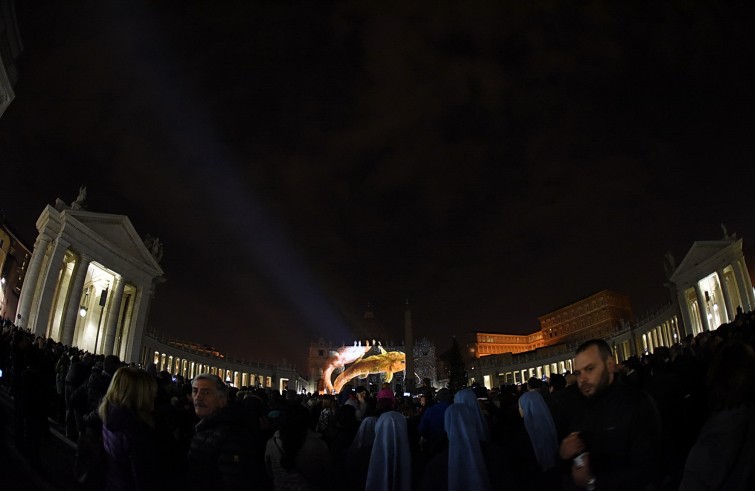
[2,2,754,370]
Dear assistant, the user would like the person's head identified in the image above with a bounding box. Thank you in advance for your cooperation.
[435,387,451,403]
[321,394,334,410]
[103,354,120,377]
[574,339,615,398]
[526,377,543,391]
[98,367,157,427]
[354,385,367,402]
[549,373,566,393]
[192,373,229,419]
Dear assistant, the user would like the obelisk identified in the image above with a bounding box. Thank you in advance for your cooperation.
[404,299,416,394]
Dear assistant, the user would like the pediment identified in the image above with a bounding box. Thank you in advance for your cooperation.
[670,240,732,282]
[62,210,164,275]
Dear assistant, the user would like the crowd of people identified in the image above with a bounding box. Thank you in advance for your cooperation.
[1,309,754,490]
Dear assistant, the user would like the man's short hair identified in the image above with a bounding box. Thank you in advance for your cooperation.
[549,373,567,391]
[103,355,121,376]
[576,339,613,360]
[193,373,229,399]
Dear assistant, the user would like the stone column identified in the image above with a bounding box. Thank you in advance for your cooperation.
[735,258,755,311]
[718,269,734,323]
[31,238,69,337]
[123,281,153,364]
[103,276,126,356]
[694,284,711,332]
[678,291,693,337]
[60,254,90,347]
[15,233,52,328]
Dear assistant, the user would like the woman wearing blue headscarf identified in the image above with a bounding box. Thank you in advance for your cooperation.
[353,415,378,450]
[366,411,411,491]
[453,388,490,441]
[518,390,558,471]
[445,403,492,491]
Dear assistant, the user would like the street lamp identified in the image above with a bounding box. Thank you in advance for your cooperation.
[79,288,90,317]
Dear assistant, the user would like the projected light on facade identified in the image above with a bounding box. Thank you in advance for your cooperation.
[320,341,406,394]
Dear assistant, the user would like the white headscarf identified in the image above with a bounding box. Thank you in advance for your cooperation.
[366,411,411,491]
[445,403,491,491]
[518,390,558,470]
[353,415,378,449]
[453,388,490,441]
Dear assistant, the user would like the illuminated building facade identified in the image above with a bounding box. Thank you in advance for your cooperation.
[16,196,164,363]
[472,232,755,389]
[307,337,436,395]
[468,290,633,360]
[538,290,634,344]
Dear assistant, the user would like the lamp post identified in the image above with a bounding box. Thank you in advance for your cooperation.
[93,286,108,354]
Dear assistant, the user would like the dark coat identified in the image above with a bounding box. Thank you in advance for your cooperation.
[680,403,755,490]
[187,404,261,490]
[567,380,662,491]
[101,404,160,491]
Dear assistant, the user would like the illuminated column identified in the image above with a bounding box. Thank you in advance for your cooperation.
[123,281,153,364]
[660,323,669,347]
[734,258,755,311]
[16,233,53,329]
[103,275,126,356]
[31,238,70,337]
[60,254,90,346]
[694,285,711,332]
[718,269,734,323]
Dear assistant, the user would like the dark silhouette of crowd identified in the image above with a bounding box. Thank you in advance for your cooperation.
[1,307,755,490]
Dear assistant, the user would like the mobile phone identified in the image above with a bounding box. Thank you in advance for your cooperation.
[403,392,410,397]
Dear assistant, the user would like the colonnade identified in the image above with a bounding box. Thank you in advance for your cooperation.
[142,333,307,393]
[480,309,683,388]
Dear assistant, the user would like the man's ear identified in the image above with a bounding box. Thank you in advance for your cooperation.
[606,356,616,372]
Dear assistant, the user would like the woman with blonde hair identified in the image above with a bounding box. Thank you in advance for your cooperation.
[99,367,160,491]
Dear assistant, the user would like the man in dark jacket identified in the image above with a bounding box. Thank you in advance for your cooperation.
[560,339,662,491]
[187,373,259,489]
[65,353,91,440]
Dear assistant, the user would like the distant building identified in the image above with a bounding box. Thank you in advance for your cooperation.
[307,304,436,394]
[468,290,633,361]
[0,220,31,320]
[472,232,755,389]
